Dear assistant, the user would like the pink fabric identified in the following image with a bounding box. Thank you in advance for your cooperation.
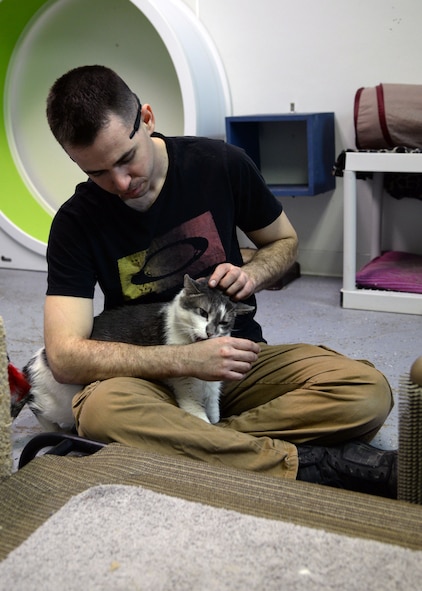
[356,251,422,294]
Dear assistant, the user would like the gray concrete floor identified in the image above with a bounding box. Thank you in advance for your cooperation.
[2,269,420,469]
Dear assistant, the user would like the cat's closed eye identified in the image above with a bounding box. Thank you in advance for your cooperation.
[197,308,209,319]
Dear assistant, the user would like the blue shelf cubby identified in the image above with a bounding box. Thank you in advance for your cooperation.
[225,112,336,197]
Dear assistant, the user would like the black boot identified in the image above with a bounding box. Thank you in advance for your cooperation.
[296,441,397,499]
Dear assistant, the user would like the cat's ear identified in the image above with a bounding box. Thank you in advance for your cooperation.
[234,302,255,316]
[183,273,208,295]
[183,274,203,294]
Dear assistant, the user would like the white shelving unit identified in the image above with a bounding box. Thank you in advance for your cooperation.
[342,151,422,315]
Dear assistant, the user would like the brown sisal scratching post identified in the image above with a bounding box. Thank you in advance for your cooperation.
[398,356,422,504]
[0,317,12,480]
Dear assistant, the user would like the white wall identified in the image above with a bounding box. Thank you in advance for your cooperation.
[183,0,422,276]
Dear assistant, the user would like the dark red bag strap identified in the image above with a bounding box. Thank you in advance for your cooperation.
[376,84,394,147]
[354,87,364,148]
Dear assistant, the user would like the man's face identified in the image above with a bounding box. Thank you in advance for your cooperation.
[65,106,165,212]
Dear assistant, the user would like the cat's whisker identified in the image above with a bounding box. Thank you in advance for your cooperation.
[171,320,201,338]
[230,327,242,334]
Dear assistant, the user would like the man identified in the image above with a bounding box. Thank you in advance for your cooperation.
[44,65,396,497]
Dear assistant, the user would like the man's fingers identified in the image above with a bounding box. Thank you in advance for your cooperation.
[209,264,255,300]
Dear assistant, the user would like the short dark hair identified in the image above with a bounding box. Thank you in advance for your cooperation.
[46,65,137,147]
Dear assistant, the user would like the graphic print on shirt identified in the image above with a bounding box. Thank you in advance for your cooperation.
[118,212,226,301]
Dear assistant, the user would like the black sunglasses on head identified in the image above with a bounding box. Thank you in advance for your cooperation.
[129,95,142,139]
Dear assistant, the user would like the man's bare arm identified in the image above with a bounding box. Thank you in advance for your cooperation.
[209,210,298,300]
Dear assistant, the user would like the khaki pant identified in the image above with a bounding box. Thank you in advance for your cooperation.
[72,343,393,480]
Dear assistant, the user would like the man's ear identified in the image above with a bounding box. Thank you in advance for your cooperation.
[141,104,155,135]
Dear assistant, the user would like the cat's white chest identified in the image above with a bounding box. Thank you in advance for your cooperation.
[166,376,221,424]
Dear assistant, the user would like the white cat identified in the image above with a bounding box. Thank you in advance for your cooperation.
[23,274,253,431]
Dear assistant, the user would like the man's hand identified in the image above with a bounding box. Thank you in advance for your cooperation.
[185,336,260,381]
[208,263,255,301]
[209,211,298,300]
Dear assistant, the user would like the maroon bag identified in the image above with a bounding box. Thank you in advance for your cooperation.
[354,83,422,149]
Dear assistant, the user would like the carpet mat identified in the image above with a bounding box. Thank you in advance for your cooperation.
[0,483,421,591]
[0,443,421,563]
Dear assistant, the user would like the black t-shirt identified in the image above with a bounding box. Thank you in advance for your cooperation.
[47,134,283,341]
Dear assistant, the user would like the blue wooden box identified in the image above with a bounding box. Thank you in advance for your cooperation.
[225,112,336,197]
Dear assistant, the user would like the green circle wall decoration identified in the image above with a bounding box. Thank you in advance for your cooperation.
[1,0,52,247]
[0,0,230,256]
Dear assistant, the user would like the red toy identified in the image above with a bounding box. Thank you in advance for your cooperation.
[8,361,31,418]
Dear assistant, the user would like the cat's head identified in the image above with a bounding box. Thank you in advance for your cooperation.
[177,274,254,342]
